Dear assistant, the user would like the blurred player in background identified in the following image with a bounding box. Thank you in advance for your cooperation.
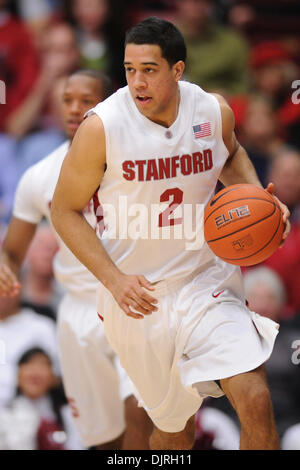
[0,69,152,450]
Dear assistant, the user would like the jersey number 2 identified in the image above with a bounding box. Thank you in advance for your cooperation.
[158,188,183,227]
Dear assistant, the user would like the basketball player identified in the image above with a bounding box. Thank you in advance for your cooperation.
[0,69,152,450]
[51,18,290,450]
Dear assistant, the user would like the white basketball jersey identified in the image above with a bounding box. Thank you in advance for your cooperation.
[13,141,99,297]
[90,81,238,283]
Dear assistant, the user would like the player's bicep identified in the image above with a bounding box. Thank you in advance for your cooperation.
[53,115,105,213]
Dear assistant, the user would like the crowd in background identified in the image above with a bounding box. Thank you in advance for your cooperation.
[0,0,300,450]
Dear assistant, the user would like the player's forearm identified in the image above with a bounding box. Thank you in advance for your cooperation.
[51,206,121,289]
[219,144,263,188]
[1,219,37,276]
[0,249,20,276]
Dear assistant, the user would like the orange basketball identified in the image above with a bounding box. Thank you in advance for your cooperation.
[204,184,284,266]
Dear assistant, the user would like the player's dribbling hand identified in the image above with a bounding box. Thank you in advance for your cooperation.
[0,264,21,297]
[111,273,158,319]
[265,182,291,245]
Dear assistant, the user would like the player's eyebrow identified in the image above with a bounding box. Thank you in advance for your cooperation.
[124,61,159,66]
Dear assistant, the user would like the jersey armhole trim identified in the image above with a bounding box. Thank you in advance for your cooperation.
[210,94,229,161]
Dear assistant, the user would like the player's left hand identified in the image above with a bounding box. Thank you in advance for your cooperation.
[265,182,291,245]
[109,273,158,320]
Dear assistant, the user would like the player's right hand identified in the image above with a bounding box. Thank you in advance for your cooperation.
[0,264,21,297]
[265,182,291,245]
[111,273,158,320]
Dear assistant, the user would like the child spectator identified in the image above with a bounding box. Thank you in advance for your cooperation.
[0,347,83,450]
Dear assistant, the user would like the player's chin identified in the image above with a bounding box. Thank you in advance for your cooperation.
[66,127,78,140]
[67,122,81,137]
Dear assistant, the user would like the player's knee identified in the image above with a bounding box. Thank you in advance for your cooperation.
[149,432,194,451]
[149,417,195,450]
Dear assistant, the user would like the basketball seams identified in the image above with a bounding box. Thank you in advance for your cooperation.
[209,185,242,206]
[204,197,276,226]
[208,184,269,208]
[205,200,277,243]
[216,208,283,263]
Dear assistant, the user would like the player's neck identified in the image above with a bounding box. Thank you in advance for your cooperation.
[149,87,181,129]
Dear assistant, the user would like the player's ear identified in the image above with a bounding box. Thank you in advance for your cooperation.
[172,60,185,82]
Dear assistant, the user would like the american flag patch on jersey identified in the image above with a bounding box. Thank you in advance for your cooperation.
[193,122,212,139]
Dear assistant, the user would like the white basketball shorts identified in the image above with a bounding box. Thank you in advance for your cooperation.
[97,260,279,433]
[57,291,133,447]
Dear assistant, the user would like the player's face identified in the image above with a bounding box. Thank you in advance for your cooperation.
[124,44,185,127]
[61,75,103,139]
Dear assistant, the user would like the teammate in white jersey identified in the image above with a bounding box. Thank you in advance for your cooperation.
[0,69,152,449]
[51,18,290,450]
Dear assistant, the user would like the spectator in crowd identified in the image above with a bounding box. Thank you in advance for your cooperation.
[16,76,67,177]
[235,95,287,186]
[267,149,300,220]
[5,21,80,139]
[21,223,63,321]
[130,0,176,22]
[0,292,58,408]
[61,0,127,87]
[227,0,300,44]
[250,41,300,148]
[0,0,40,132]
[9,0,58,46]
[244,266,286,323]
[173,0,249,97]
[4,22,80,181]
[230,40,300,150]
[193,402,240,450]
[244,267,300,440]
[0,133,19,227]
[259,149,300,317]
[281,422,300,450]
[0,347,83,450]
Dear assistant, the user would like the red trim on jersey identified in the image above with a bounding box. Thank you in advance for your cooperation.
[67,397,80,418]
[92,187,106,236]
[98,313,104,322]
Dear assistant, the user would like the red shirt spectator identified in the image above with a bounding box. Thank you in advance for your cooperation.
[0,12,40,130]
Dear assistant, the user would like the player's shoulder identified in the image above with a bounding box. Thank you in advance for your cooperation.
[36,140,70,169]
[210,92,230,108]
[26,140,70,174]
[179,79,202,96]
[22,140,70,181]
[87,86,129,121]
[180,80,220,107]
[210,92,235,128]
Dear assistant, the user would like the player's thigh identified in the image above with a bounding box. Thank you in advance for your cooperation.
[57,294,123,400]
[57,295,127,445]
